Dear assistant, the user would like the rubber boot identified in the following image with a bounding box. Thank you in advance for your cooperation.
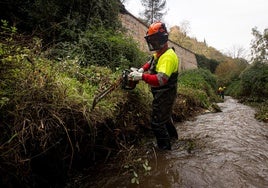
[151,122,171,150]
[156,137,171,150]
[165,118,178,140]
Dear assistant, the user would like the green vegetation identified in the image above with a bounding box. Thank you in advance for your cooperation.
[224,28,268,122]
[226,61,268,122]
[195,54,220,73]
[1,1,267,187]
[0,19,151,187]
[0,0,121,43]
[173,69,220,121]
[0,19,220,187]
[49,28,146,69]
[140,0,167,25]
[239,62,268,101]
[215,58,248,86]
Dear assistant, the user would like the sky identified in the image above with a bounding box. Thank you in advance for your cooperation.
[123,0,268,58]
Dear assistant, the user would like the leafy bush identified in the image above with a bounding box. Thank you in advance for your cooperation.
[226,61,268,122]
[0,0,121,44]
[239,61,268,101]
[215,59,248,86]
[254,100,268,122]
[0,27,152,187]
[225,80,243,97]
[178,69,218,99]
[195,54,220,73]
[176,68,219,111]
[48,28,147,70]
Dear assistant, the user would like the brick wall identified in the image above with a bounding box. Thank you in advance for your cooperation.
[119,10,197,71]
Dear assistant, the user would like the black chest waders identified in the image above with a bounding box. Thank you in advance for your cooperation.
[149,56,178,150]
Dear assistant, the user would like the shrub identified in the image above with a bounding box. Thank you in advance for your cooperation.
[0,27,152,187]
[239,61,268,101]
[176,68,219,110]
[0,0,121,44]
[48,28,147,70]
[225,80,243,97]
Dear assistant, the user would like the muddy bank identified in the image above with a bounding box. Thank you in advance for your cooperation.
[77,96,268,188]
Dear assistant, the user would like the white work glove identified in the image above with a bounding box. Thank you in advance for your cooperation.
[130,67,138,72]
[130,67,144,73]
[129,71,143,81]
[137,68,144,73]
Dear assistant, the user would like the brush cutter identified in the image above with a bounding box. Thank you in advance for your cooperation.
[91,69,138,110]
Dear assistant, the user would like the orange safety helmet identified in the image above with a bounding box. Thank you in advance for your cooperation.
[144,21,168,51]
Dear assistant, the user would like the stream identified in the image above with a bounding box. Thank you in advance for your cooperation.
[84,96,268,188]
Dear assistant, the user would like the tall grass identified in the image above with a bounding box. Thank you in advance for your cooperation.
[172,68,220,121]
[0,28,151,186]
[178,68,219,107]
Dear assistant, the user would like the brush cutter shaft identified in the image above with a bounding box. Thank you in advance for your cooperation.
[91,69,138,110]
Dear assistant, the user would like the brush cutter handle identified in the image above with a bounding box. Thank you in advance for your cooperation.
[91,69,138,110]
[121,69,138,90]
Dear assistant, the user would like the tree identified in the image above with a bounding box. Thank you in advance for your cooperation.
[0,0,121,44]
[169,26,188,45]
[140,0,167,25]
[169,20,191,45]
[179,20,191,36]
[195,54,220,73]
[215,59,248,86]
[250,27,268,64]
[226,45,247,59]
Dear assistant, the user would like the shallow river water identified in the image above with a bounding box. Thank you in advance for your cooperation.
[88,96,268,188]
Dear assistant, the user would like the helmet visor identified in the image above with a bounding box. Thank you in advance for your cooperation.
[144,32,168,51]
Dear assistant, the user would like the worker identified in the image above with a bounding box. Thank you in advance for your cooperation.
[218,86,225,99]
[129,21,179,150]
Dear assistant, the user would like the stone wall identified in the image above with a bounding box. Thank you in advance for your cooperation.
[119,10,197,71]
